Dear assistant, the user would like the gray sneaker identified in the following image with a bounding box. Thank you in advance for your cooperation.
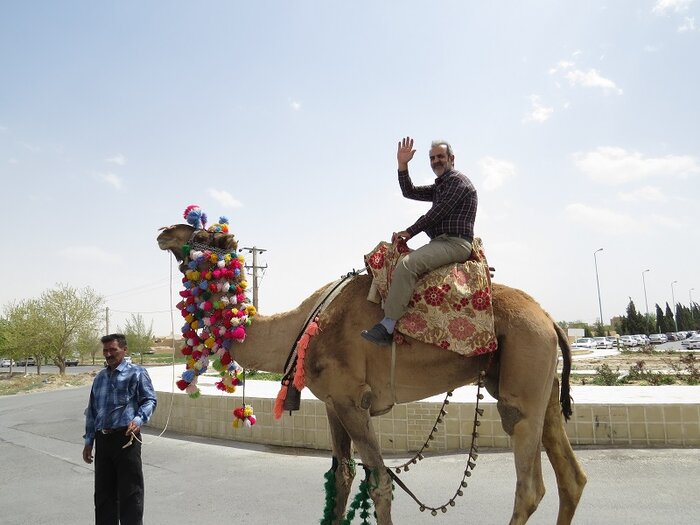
[361,323,393,346]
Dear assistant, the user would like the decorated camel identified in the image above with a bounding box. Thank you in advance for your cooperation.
[157,223,587,525]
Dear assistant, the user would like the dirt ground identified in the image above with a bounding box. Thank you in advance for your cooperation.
[0,372,95,396]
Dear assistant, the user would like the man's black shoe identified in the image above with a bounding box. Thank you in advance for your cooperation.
[361,323,393,346]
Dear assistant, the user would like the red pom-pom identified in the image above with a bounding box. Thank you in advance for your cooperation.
[220,351,232,366]
[176,379,189,391]
[181,346,193,356]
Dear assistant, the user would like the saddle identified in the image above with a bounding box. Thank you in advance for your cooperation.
[364,238,497,357]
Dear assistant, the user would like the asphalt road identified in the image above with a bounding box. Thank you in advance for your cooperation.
[0,387,698,524]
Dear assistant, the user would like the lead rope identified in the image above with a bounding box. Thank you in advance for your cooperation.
[124,252,182,449]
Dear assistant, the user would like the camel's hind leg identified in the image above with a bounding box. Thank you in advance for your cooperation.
[325,405,356,523]
[496,339,556,524]
[541,378,587,525]
[326,398,394,525]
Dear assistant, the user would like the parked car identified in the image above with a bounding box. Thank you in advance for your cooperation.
[572,337,597,349]
[65,357,80,366]
[619,335,637,347]
[648,334,667,344]
[681,335,700,350]
[633,334,650,345]
[665,333,679,341]
[593,337,613,349]
[16,357,36,366]
[0,358,15,367]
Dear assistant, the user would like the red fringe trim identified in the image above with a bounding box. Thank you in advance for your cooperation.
[273,384,287,420]
[293,319,319,391]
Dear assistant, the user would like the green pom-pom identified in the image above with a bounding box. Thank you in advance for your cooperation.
[188,390,201,399]
[202,291,212,300]
[212,359,223,372]
[182,245,191,256]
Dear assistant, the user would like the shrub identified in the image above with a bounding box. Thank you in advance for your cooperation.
[593,363,621,386]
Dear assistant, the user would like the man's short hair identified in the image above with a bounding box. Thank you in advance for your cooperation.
[101,333,128,348]
[431,140,454,158]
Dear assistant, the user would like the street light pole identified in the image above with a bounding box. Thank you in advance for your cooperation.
[691,288,696,321]
[594,248,604,330]
[642,269,650,333]
[671,280,678,331]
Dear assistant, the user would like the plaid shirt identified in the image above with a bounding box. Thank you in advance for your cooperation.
[84,360,157,446]
[399,168,478,241]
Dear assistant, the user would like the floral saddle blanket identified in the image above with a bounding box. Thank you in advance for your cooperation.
[364,237,497,357]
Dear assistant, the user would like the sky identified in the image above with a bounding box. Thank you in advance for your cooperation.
[1,0,698,337]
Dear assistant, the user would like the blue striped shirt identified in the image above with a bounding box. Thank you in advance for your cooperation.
[84,361,157,446]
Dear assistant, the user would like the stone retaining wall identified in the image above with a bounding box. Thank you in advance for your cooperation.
[148,392,700,450]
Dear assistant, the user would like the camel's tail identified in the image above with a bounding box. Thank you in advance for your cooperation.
[553,323,573,421]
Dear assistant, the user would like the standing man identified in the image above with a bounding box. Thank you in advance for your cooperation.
[83,333,157,524]
[362,136,478,346]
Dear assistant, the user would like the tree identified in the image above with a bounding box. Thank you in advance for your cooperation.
[665,302,676,332]
[74,327,101,366]
[120,313,154,365]
[619,299,646,335]
[0,299,47,374]
[38,284,104,375]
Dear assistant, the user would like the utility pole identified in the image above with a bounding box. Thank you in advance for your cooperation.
[105,306,110,335]
[243,246,267,309]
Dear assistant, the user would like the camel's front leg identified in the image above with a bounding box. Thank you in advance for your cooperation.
[326,394,393,525]
[325,405,356,523]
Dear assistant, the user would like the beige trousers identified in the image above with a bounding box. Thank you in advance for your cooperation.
[384,234,473,320]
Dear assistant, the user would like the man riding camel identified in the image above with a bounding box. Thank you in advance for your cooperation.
[361,136,478,346]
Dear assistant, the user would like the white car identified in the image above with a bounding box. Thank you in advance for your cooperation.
[572,337,597,349]
[593,337,613,349]
[648,334,667,344]
[681,335,700,350]
[619,335,637,347]
[0,358,15,367]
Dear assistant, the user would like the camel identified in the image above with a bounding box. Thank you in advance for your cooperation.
[157,224,587,525]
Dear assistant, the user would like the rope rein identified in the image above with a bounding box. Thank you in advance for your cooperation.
[280,268,367,383]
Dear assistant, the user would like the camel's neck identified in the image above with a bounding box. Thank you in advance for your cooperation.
[227,284,331,374]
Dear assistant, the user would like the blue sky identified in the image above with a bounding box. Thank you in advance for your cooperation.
[1,0,698,337]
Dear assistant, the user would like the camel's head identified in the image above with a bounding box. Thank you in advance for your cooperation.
[157,224,238,272]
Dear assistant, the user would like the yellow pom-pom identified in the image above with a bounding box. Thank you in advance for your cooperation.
[232,419,240,428]
[185,314,194,323]
[239,280,248,289]
[246,305,256,317]
[186,357,195,368]
[190,320,199,330]
[210,253,218,263]
[204,337,215,348]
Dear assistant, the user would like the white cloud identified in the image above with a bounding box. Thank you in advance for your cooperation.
[58,246,122,264]
[105,154,127,165]
[548,60,575,74]
[478,157,517,191]
[618,186,668,202]
[565,203,644,235]
[96,172,124,190]
[573,146,700,185]
[564,68,623,95]
[523,95,554,123]
[289,100,302,111]
[653,0,693,14]
[678,16,696,31]
[208,188,242,208]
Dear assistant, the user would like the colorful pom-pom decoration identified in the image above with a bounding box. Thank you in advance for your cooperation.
[175,206,257,427]
[233,405,256,428]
